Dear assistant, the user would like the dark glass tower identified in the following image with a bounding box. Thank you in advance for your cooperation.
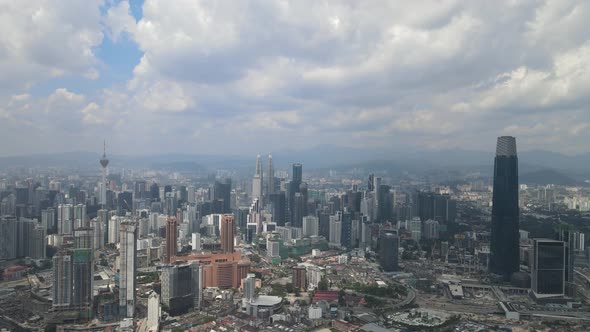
[490,136,520,279]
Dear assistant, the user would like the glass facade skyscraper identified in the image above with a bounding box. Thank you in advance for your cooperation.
[490,136,520,279]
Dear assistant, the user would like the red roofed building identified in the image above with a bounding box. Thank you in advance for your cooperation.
[312,290,339,303]
[2,265,26,280]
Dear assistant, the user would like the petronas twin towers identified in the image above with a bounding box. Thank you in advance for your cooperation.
[490,136,520,280]
[252,154,275,203]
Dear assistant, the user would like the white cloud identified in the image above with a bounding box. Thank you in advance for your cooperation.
[2,0,590,155]
[0,0,103,92]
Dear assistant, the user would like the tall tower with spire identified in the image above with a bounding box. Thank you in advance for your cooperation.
[99,141,109,205]
[266,153,274,196]
[252,154,263,202]
[490,136,519,280]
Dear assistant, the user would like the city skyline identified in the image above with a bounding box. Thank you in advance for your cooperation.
[1,1,590,330]
[1,1,590,155]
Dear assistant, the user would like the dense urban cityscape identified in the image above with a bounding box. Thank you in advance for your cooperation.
[2,1,590,331]
[0,136,589,331]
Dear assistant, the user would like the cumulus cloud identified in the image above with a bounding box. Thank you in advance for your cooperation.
[1,0,590,155]
[0,0,103,92]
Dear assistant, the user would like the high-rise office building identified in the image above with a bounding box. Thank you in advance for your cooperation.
[72,229,94,318]
[292,164,302,184]
[212,180,231,214]
[53,249,73,309]
[117,191,133,217]
[288,163,303,225]
[490,136,520,279]
[303,216,319,237]
[164,217,177,264]
[329,217,341,246]
[191,262,203,309]
[97,209,109,245]
[556,226,576,297]
[532,239,565,297]
[0,216,17,260]
[252,155,263,202]
[292,192,305,227]
[268,192,287,226]
[120,221,138,318]
[161,263,201,315]
[266,153,275,196]
[221,215,235,253]
[30,225,46,259]
[340,211,352,249]
[242,273,256,301]
[379,231,399,272]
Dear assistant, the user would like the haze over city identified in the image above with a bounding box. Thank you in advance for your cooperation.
[1,1,590,332]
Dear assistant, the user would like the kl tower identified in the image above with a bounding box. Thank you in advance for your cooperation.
[100,140,109,205]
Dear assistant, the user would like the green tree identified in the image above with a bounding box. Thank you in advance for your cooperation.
[318,277,328,291]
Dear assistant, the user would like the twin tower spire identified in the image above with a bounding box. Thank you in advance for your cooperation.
[253,154,274,201]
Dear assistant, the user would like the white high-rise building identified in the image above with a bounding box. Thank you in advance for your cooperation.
[306,265,325,290]
[267,238,280,258]
[329,218,342,246]
[303,216,319,237]
[58,204,74,235]
[192,262,203,309]
[108,216,122,244]
[308,305,322,319]
[191,232,201,251]
[120,221,137,318]
[243,273,256,301]
[147,292,161,332]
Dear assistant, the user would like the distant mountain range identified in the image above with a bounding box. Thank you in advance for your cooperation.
[520,169,583,186]
[0,146,588,184]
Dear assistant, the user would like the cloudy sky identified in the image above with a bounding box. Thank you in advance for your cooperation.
[0,0,589,156]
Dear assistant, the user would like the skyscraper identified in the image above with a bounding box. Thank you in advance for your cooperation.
[490,136,520,279]
[379,231,399,272]
[72,228,94,318]
[161,263,198,315]
[302,215,319,237]
[532,239,565,297]
[266,153,274,196]
[120,221,138,318]
[252,154,263,202]
[164,217,177,264]
[53,249,73,309]
[221,215,235,253]
[242,273,256,302]
[58,204,74,235]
